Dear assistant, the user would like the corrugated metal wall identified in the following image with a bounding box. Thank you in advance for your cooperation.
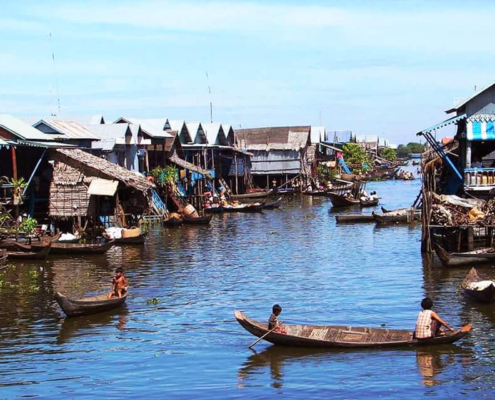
[250,150,301,174]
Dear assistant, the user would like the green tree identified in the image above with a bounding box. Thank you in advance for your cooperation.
[380,147,397,162]
[342,143,371,172]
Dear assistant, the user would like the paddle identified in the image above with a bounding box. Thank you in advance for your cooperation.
[248,321,283,349]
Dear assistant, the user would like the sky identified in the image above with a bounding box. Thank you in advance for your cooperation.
[2,0,495,144]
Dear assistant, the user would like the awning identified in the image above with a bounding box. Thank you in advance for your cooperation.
[87,179,119,196]
[467,119,495,140]
[419,113,467,135]
[169,155,212,179]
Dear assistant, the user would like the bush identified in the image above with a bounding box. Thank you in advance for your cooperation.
[380,148,397,162]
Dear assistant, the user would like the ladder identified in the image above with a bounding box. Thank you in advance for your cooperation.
[420,131,463,181]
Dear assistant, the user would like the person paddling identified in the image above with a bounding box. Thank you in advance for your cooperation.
[415,297,454,339]
[268,304,287,334]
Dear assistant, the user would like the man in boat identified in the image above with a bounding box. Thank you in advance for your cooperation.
[415,297,454,339]
[268,304,287,334]
[108,267,128,299]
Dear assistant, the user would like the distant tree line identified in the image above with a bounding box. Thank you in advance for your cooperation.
[397,142,426,157]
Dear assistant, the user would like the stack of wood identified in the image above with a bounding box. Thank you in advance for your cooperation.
[430,193,495,227]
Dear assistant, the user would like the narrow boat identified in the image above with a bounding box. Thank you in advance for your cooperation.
[183,215,213,225]
[115,232,148,244]
[276,188,295,195]
[360,197,379,207]
[9,242,52,259]
[412,161,420,166]
[461,268,495,303]
[372,211,419,224]
[204,206,224,214]
[303,190,328,196]
[263,197,282,210]
[55,291,128,317]
[234,311,471,349]
[30,240,114,255]
[434,244,495,268]
[224,204,264,213]
[163,216,184,226]
[327,192,360,208]
[231,190,272,200]
[335,214,375,223]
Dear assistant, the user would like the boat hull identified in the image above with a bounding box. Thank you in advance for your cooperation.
[327,192,360,208]
[461,267,495,303]
[231,191,271,200]
[55,292,127,317]
[234,311,471,349]
[183,215,212,225]
[335,214,375,223]
[435,244,495,268]
[115,233,147,244]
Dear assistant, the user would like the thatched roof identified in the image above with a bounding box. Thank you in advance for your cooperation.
[53,149,154,192]
[236,126,311,151]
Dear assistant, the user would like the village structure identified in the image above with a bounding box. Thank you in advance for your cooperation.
[0,114,402,233]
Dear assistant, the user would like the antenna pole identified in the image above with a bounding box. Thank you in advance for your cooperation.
[49,32,61,116]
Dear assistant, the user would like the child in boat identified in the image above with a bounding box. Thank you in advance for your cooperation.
[268,304,287,334]
[108,267,128,299]
[415,297,454,339]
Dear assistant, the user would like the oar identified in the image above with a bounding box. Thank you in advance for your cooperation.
[248,322,283,349]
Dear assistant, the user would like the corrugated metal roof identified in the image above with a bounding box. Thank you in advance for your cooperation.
[35,119,100,140]
[202,123,228,145]
[0,114,52,141]
[115,117,172,139]
[23,115,105,125]
[186,122,207,144]
[87,124,131,151]
[236,126,310,151]
[168,120,185,132]
[446,80,495,113]
[310,126,325,144]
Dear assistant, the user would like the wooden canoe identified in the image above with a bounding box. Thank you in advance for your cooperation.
[183,215,213,225]
[204,206,224,214]
[234,311,471,349]
[31,240,114,255]
[55,291,128,317]
[9,242,51,259]
[163,216,184,226]
[231,190,272,200]
[335,214,375,224]
[434,244,495,268]
[115,232,148,244]
[461,267,495,303]
[327,192,360,208]
[360,197,379,207]
[263,197,282,210]
[224,204,264,213]
[372,211,419,225]
[276,188,295,195]
[303,190,328,196]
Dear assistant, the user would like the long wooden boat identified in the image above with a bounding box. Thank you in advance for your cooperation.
[263,197,282,210]
[327,192,360,208]
[163,216,184,226]
[183,215,213,225]
[115,232,148,244]
[0,233,61,251]
[30,240,114,255]
[335,214,375,223]
[8,242,51,260]
[276,188,295,195]
[234,311,471,348]
[372,211,419,225]
[434,244,495,268]
[55,291,128,317]
[204,206,224,214]
[231,190,272,200]
[225,203,264,213]
[303,190,328,196]
[461,268,495,303]
[360,197,379,207]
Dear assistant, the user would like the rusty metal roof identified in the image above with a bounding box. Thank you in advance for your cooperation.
[35,119,100,141]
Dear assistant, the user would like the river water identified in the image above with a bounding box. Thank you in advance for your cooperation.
[1,167,495,399]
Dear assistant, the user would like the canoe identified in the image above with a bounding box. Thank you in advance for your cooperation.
[276,188,295,195]
[115,232,148,244]
[461,267,495,303]
[204,206,224,214]
[360,197,379,207]
[263,197,282,210]
[224,204,264,213]
[0,233,61,251]
[8,242,51,259]
[231,191,272,200]
[55,291,128,317]
[372,211,419,224]
[434,244,495,268]
[303,190,328,196]
[327,192,360,208]
[163,217,184,226]
[335,214,375,224]
[31,240,114,255]
[183,215,213,225]
[234,311,471,349]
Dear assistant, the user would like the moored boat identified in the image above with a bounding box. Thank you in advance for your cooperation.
[234,311,471,348]
[263,197,282,210]
[303,190,328,196]
[55,291,128,317]
[360,197,379,207]
[163,215,184,226]
[231,190,272,200]
[9,242,51,260]
[30,240,114,255]
[434,244,495,268]
[183,215,213,225]
[335,214,375,223]
[461,267,495,303]
[327,192,360,208]
[115,232,148,244]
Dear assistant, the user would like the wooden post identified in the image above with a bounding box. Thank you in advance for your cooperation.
[234,154,239,194]
[11,146,17,180]
[467,226,474,251]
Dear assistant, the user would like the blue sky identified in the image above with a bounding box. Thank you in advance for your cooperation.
[1,0,495,143]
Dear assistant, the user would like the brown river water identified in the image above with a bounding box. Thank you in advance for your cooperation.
[1,173,495,398]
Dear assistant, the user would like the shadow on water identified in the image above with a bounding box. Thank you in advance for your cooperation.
[238,344,472,390]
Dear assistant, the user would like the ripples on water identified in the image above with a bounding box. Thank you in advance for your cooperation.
[1,173,495,398]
